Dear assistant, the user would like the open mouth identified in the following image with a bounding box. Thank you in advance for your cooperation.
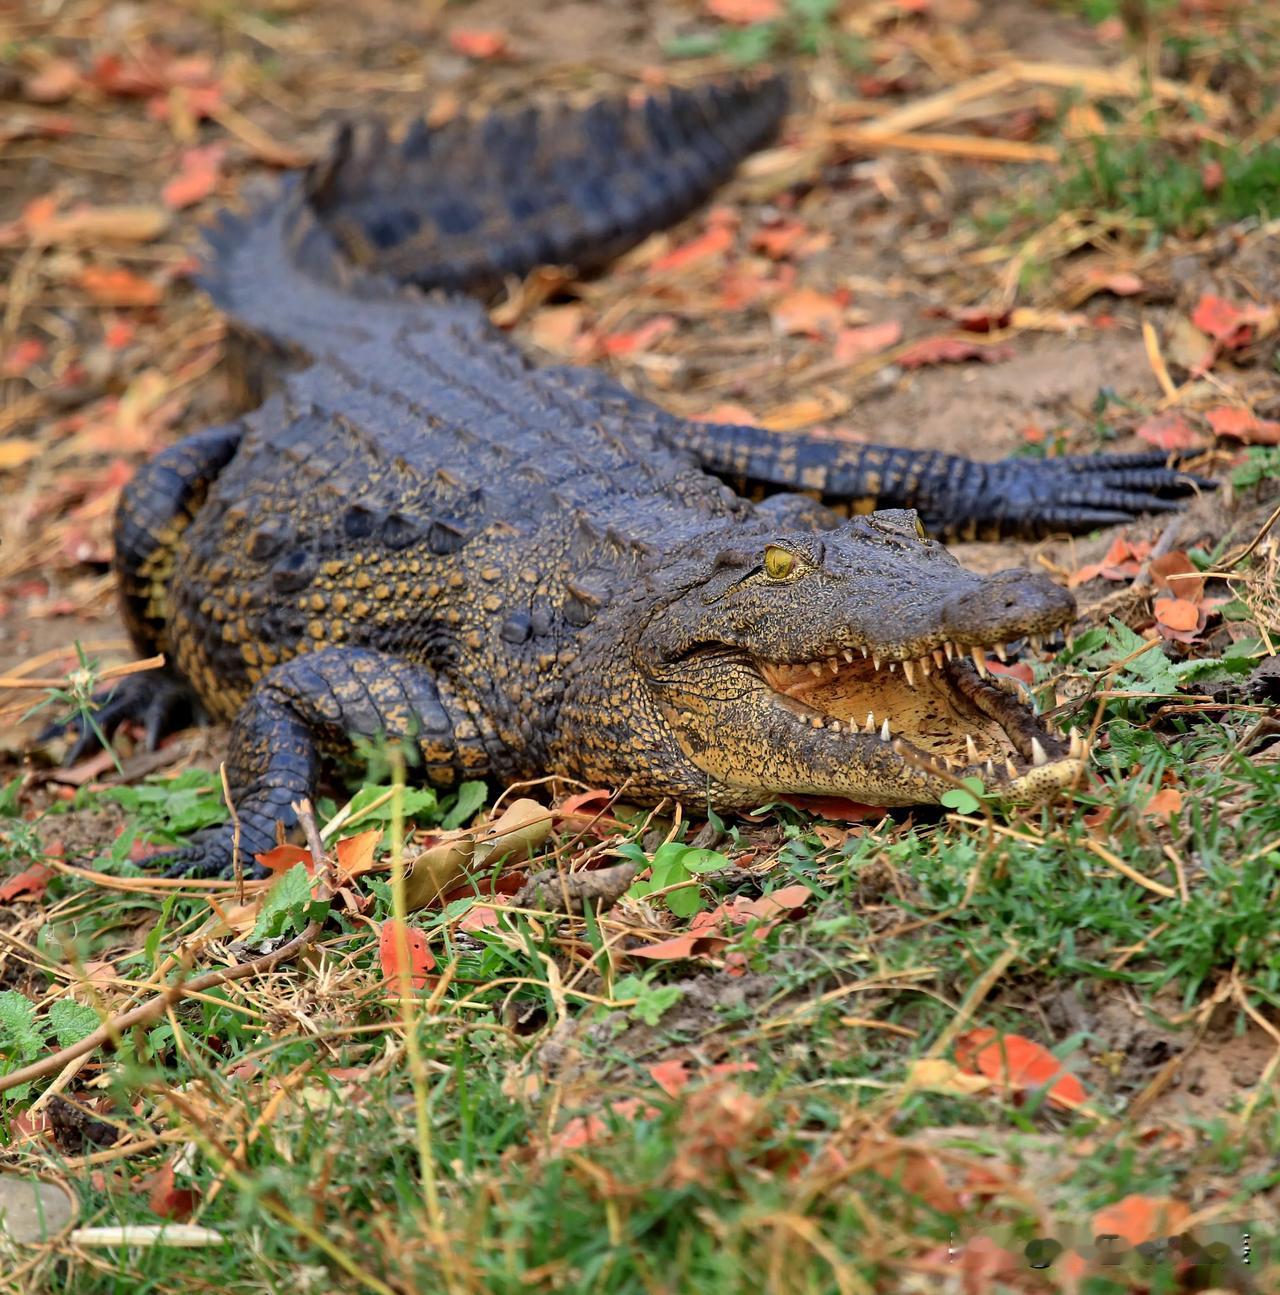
[756,636,1087,802]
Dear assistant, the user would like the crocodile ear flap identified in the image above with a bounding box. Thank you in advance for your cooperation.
[712,546,758,572]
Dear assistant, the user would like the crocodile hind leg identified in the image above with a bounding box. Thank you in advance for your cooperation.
[154,648,492,878]
[48,423,244,762]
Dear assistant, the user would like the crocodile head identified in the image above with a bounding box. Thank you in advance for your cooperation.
[630,509,1085,808]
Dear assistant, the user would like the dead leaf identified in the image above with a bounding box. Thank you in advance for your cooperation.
[1148,551,1203,602]
[24,59,82,104]
[378,919,435,990]
[954,1028,1088,1111]
[648,1059,690,1097]
[780,795,884,823]
[1091,1194,1190,1247]
[1135,411,1204,452]
[76,267,162,308]
[334,828,381,879]
[143,1162,198,1222]
[833,319,902,363]
[1206,406,1280,445]
[896,335,1013,368]
[528,303,587,355]
[1200,158,1225,192]
[1143,787,1183,818]
[1153,597,1199,632]
[771,286,845,338]
[551,1098,658,1153]
[651,222,735,273]
[254,844,313,875]
[0,863,52,904]
[905,1057,992,1097]
[1190,293,1276,349]
[629,931,728,961]
[162,144,225,209]
[599,315,676,356]
[447,28,510,59]
[705,0,782,21]
[39,205,170,245]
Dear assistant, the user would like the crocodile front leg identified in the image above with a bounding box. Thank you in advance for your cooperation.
[155,647,491,878]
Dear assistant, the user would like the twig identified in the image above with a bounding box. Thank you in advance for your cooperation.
[0,653,165,691]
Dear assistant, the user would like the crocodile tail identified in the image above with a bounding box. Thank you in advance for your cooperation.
[197,76,787,349]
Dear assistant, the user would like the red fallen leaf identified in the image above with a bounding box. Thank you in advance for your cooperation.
[447,28,509,59]
[954,1028,1087,1111]
[162,144,225,209]
[457,902,504,932]
[254,843,313,874]
[1068,534,1153,586]
[780,795,885,822]
[1190,293,1274,348]
[718,265,778,311]
[0,863,52,904]
[833,319,902,364]
[599,315,676,356]
[943,305,1012,333]
[1091,1194,1190,1247]
[103,317,136,350]
[733,885,812,921]
[551,1098,659,1152]
[144,1161,198,1221]
[1206,405,1280,445]
[629,931,728,961]
[1153,597,1199,632]
[335,827,381,879]
[771,286,845,337]
[705,0,782,21]
[649,1058,690,1097]
[651,222,735,273]
[1135,411,1204,451]
[750,219,807,259]
[1148,551,1204,602]
[2,337,47,377]
[379,919,436,990]
[986,659,1035,685]
[1144,787,1183,818]
[896,335,1013,368]
[77,266,162,308]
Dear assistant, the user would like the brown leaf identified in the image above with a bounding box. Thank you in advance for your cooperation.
[448,28,509,59]
[39,205,170,245]
[1148,551,1203,602]
[833,319,902,364]
[24,58,82,103]
[1134,411,1204,452]
[780,795,885,823]
[162,144,225,209]
[770,286,845,338]
[77,266,163,308]
[144,1161,198,1221]
[1143,787,1183,818]
[1153,597,1199,632]
[379,919,436,990]
[1206,405,1280,444]
[334,828,381,879]
[0,863,52,904]
[1190,293,1276,348]
[896,335,1013,368]
[629,931,728,961]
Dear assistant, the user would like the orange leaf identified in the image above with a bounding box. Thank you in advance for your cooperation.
[651,223,735,273]
[649,1058,691,1097]
[254,843,313,874]
[447,28,509,59]
[1135,411,1204,451]
[629,932,727,961]
[162,144,225,209]
[25,59,82,104]
[771,286,844,338]
[0,863,52,904]
[1206,405,1280,444]
[781,795,885,822]
[750,219,808,259]
[896,335,1013,368]
[335,827,381,879]
[144,1161,199,1221]
[986,659,1035,684]
[1153,597,1199,632]
[457,902,504,932]
[834,319,902,364]
[378,919,435,989]
[1092,1193,1190,1246]
[705,0,782,21]
[2,337,47,377]
[1143,788,1183,818]
[1190,293,1274,348]
[955,1028,1087,1110]
[1147,551,1203,602]
[77,266,162,308]
[599,315,676,356]
[552,1098,658,1152]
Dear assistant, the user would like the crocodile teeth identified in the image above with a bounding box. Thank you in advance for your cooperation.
[994,642,1008,662]
[985,759,996,777]
[864,712,875,733]
[965,734,979,764]
[829,721,842,733]
[902,659,916,686]
[1069,727,1086,758]
[1030,634,1044,652]
[944,642,955,661]
[888,662,897,673]
[860,646,868,658]
[880,718,891,742]
[842,650,854,664]
[1031,737,1049,767]
[1005,757,1018,779]
[970,647,988,678]
[932,649,945,670]
[919,656,931,676]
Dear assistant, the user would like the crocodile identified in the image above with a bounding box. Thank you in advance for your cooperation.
[58,75,1205,877]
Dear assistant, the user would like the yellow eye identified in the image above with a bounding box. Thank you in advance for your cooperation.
[764,545,795,580]
[914,516,927,539]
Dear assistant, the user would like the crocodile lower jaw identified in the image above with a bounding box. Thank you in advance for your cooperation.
[756,648,1087,803]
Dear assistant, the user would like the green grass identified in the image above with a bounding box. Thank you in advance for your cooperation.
[4,604,1280,1291]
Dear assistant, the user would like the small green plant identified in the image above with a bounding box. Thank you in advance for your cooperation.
[0,991,98,1102]
[1233,446,1280,490]
[25,643,122,774]
[618,839,732,917]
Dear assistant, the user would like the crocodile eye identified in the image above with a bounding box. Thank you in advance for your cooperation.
[763,545,795,580]
[914,515,927,539]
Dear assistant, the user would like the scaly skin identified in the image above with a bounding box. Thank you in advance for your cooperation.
[54,76,1207,876]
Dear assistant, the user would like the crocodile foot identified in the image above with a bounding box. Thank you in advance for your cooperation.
[39,673,194,766]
